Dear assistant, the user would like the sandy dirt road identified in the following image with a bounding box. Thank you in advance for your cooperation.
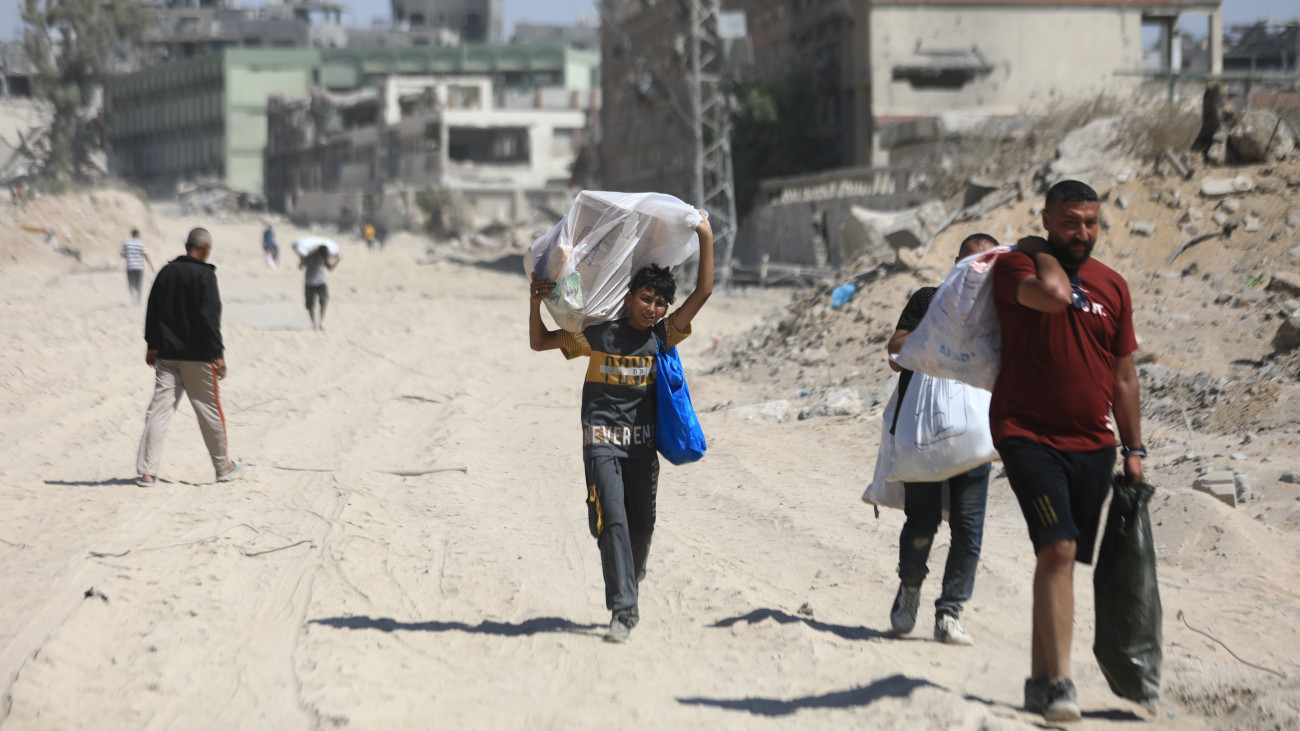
[1,207,1296,730]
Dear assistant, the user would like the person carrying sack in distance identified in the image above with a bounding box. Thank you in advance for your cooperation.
[884,233,999,646]
[527,214,714,644]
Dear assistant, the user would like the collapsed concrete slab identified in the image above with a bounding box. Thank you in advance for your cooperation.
[884,200,949,251]
[1193,470,1238,507]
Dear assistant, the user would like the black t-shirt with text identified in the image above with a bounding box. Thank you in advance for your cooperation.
[558,311,691,458]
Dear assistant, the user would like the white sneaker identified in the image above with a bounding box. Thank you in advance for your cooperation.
[889,584,921,635]
[934,614,974,645]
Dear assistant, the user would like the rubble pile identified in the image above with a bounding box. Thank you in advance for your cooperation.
[705,101,1300,533]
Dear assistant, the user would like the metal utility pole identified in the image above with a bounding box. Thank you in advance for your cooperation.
[598,0,739,289]
[688,0,739,289]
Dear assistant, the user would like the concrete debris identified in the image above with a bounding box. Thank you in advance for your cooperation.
[1129,221,1157,237]
[723,400,791,424]
[963,177,1000,208]
[1228,108,1297,162]
[1220,199,1240,214]
[838,207,895,266]
[1287,214,1300,229]
[1201,176,1254,197]
[177,181,266,216]
[1273,315,1300,351]
[1193,470,1239,507]
[1045,116,1128,193]
[884,200,949,252]
[1267,272,1300,298]
[1281,471,1300,484]
[797,388,864,420]
[1243,215,1262,233]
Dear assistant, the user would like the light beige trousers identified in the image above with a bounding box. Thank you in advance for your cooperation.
[136,359,230,477]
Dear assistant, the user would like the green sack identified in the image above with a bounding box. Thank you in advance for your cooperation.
[1093,475,1162,707]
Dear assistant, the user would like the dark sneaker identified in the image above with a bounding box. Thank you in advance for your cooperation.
[1023,674,1049,714]
[1044,677,1081,722]
[603,607,638,644]
[889,584,921,635]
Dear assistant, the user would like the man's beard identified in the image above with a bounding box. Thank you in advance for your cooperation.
[1048,237,1094,268]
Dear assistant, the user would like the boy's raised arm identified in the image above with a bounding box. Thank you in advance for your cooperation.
[673,215,714,330]
[529,277,561,351]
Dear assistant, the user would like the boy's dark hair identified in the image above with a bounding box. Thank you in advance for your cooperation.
[957,232,998,260]
[1045,180,1099,209]
[629,264,676,304]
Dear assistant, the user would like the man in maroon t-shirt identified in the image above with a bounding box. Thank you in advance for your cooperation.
[992,180,1146,722]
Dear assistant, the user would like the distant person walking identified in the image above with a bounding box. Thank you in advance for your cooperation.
[263,225,280,268]
[992,180,1145,722]
[363,222,376,251]
[120,229,154,304]
[884,232,999,646]
[136,228,245,487]
[299,244,339,330]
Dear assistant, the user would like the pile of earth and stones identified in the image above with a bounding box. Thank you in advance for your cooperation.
[699,101,1300,537]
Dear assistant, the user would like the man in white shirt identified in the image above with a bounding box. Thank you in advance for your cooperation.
[120,229,154,304]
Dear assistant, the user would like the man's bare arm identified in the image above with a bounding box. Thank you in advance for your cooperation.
[1112,353,1145,485]
[1014,236,1072,313]
[886,328,910,372]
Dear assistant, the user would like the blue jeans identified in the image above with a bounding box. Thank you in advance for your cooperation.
[898,463,991,619]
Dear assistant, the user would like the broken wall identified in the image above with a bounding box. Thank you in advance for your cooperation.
[868,4,1152,164]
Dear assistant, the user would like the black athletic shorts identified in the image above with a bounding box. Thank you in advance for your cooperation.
[997,436,1116,564]
[305,283,328,309]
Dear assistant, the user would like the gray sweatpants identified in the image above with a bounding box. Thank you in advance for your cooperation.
[136,359,230,477]
[585,454,658,612]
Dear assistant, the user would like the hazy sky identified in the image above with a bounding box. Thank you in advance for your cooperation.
[2,0,1297,52]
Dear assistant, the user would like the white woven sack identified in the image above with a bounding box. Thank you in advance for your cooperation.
[888,373,996,483]
[893,245,1012,390]
[862,383,905,511]
[526,191,703,332]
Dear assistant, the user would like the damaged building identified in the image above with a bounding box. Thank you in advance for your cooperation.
[599,0,1225,278]
[103,43,598,204]
[265,74,595,229]
[865,0,1224,165]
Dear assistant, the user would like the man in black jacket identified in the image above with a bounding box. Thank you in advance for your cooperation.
[135,228,244,487]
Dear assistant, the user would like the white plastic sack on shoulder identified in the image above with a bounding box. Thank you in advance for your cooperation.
[893,244,1013,390]
[526,191,703,332]
[887,372,996,483]
[862,383,905,511]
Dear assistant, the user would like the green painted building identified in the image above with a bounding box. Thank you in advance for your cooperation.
[104,49,319,196]
[104,44,597,197]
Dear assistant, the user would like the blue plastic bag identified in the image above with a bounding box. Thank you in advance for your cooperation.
[830,283,857,309]
[654,328,706,465]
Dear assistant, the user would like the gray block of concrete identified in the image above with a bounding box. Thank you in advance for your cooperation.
[1201,176,1254,196]
[798,388,865,420]
[1194,471,1238,507]
[1130,221,1157,237]
[1267,271,1300,297]
[1274,315,1300,351]
[724,400,791,424]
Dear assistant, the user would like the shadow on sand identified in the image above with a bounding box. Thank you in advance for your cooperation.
[710,607,889,642]
[308,615,602,637]
[678,674,941,716]
[45,477,155,487]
